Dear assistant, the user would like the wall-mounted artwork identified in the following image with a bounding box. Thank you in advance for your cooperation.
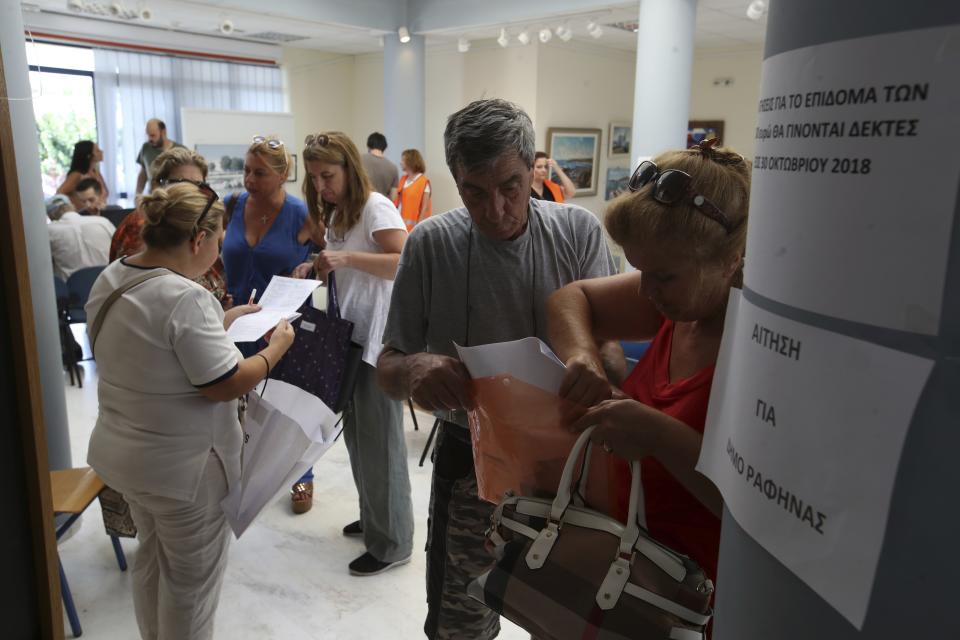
[605,165,631,201]
[287,154,298,183]
[608,123,631,157]
[195,143,247,197]
[546,128,602,197]
[687,120,725,147]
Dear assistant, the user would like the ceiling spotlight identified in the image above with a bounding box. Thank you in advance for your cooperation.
[67,0,85,10]
[457,37,471,53]
[219,19,234,34]
[139,6,152,20]
[587,21,603,38]
[746,0,768,21]
[497,28,509,48]
[398,26,411,43]
[538,27,552,44]
[517,29,530,45]
[109,1,123,16]
[556,24,573,41]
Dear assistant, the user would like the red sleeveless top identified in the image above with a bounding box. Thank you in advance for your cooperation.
[615,319,721,582]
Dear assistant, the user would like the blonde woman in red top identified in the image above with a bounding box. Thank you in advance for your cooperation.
[547,139,750,586]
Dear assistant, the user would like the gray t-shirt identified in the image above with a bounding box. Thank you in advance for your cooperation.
[362,153,400,198]
[137,141,186,183]
[382,198,616,426]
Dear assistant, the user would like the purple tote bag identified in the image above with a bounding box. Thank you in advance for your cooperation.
[269,272,363,413]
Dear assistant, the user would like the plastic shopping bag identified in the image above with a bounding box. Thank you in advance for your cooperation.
[221,379,342,538]
[468,374,614,514]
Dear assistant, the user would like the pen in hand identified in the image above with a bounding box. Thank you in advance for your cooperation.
[248,288,257,305]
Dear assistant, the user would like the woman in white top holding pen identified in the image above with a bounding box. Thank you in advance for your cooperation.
[86,182,294,639]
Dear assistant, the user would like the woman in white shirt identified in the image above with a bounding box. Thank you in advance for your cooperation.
[293,131,413,577]
[86,182,294,639]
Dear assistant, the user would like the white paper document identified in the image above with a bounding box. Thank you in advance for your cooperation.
[221,380,341,538]
[697,290,934,628]
[744,25,960,334]
[455,337,566,394]
[226,276,319,342]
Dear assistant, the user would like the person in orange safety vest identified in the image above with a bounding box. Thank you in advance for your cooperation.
[531,150,577,203]
[393,148,432,232]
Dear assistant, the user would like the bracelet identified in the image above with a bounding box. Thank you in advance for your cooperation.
[256,353,271,378]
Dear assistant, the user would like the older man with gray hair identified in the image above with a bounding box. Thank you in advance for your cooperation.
[378,98,618,639]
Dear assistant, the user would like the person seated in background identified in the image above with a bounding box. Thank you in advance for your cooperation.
[57,140,109,206]
[111,147,230,306]
[46,193,115,280]
[71,177,105,216]
[393,148,432,232]
[530,151,577,202]
[547,139,751,590]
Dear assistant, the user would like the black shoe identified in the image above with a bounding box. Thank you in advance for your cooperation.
[342,520,363,537]
[348,552,411,576]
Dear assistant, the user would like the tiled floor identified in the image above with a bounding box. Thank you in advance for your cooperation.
[57,357,526,639]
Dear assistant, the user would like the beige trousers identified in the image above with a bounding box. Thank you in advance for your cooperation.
[123,453,232,640]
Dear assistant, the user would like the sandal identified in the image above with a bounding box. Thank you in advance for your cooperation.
[291,481,313,514]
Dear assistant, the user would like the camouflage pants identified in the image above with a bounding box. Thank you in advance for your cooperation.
[425,422,500,640]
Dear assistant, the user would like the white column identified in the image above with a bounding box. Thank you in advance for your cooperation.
[383,33,426,165]
[0,2,72,471]
[630,0,698,168]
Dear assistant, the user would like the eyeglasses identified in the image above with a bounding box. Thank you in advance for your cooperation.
[163,178,220,231]
[252,135,284,149]
[304,133,330,147]
[627,161,736,234]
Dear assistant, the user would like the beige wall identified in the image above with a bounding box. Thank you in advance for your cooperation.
[282,41,763,215]
[690,47,763,158]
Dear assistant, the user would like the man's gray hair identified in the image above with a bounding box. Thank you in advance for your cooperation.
[444,98,535,178]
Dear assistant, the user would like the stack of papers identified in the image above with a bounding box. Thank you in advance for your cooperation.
[226,276,320,343]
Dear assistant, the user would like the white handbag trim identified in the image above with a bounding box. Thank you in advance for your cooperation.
[622,582,712,626]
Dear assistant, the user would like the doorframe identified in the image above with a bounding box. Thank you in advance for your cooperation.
[0,45,63,640]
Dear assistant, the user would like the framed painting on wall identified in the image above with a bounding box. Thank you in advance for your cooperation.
[608,122,631,157]
[546,127,602,197]
[195,144,247,197]
[605,165,630,201]
[687,120,725,147]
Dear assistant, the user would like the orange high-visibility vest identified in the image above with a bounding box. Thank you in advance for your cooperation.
[543,179,565,203]
[394,174,432,232]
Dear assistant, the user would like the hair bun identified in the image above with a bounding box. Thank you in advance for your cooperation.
[140,188,173,226]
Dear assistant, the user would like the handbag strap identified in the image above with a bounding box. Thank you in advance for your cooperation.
[551,426,643,556]
[326,270,342,320]
[89,269,170,354]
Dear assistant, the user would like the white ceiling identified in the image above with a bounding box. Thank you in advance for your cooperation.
[20,0,766,54]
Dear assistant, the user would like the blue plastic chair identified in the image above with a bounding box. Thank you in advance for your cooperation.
[65,266,105,325]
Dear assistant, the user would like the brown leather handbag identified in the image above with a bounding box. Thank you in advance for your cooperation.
[468,426,714,640]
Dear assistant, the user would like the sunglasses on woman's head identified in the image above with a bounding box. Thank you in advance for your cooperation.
[304,133,330,147]
[252,135,284,150]
[627,161,736,234]
[163,178,220,229]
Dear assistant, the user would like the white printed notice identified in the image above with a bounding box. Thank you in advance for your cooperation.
[745,24,960,335]
[226,276,319,343]
[697,290,934,628]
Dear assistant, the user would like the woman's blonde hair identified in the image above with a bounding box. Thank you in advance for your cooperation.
[605,144,750,276]
[248,135,290,180]
[140,182,224,250]
[149,147,209,190]
[401,148,426,175]
[301,131,372,241]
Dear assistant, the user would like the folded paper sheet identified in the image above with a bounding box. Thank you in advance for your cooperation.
[227,276,319,342]
[221,380,341,538]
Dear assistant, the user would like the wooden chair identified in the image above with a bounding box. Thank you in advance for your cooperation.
[51,467,128,638]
